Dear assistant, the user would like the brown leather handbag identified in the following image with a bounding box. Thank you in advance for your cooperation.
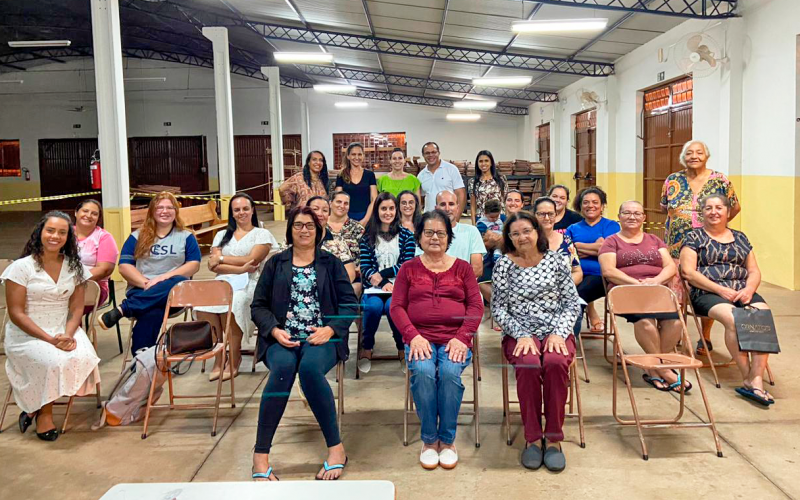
[166,320,215,356]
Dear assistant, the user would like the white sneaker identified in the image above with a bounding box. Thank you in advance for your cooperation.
[420,446,439,470]
[357,357,372,373]
[439,447,458,469]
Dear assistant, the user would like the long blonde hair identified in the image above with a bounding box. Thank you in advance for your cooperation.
[134,192,187,259]
[340,142,364,184]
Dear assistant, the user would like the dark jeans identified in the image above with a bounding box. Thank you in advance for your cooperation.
[121,275,187,352]
[255,341,339,454]
[361,294,402,351]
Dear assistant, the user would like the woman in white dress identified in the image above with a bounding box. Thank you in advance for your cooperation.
[1,211,101,441]
[195,194,277,381]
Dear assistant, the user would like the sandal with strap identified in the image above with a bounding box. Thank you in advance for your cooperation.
[642,373,669,392]
[735,386,774,406]
[315,457,348,480]
[252,466,278,481]
[695,339,713,356]
[667,370,692,393]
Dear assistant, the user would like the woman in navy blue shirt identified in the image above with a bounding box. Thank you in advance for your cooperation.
[565,187,620,333]
[335,142,377,226]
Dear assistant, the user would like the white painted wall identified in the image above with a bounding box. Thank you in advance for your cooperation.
[0,57,524,199]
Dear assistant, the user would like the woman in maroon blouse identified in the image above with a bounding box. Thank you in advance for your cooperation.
[598,201,689,393]
[390,209,483,471]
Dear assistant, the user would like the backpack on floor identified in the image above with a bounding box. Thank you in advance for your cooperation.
[102,346,168,426]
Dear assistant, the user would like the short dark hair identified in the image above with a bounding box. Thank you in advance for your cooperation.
[415,209,453,251]
[391,147,405,156]
[421,141,440,154]
[573,186,608,211]
[306,195,329,208]
[548,184,571,199]
[484,199,502,214]
[286,206,324,247]
[502,211,548,255]
[533,196,557,213]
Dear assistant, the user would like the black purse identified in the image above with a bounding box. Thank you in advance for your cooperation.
[166,320,215,356]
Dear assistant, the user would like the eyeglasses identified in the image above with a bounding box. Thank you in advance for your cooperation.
[422,229,448,239]
[400,201,415,206]
[509,228,534,240]
[155,206,176,212]
[292,222,316,231]
[620,211,645,218]
[535,212,556,219]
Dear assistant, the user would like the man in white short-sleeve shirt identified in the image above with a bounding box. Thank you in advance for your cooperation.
[416,190,486,279]
[417,142,466,214]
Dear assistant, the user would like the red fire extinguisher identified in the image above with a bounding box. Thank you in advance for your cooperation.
[89,150,102,190]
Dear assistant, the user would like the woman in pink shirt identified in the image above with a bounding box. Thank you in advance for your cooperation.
[598,201,688,393]
[74,199,119,312]
[390,209,483,471]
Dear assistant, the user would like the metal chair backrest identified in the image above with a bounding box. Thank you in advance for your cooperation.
[83,280,101,308]
[167,279,233,309]
[606,285,679,316]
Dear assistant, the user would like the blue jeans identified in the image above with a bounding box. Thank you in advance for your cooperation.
[405,343,472,445]
[121,275,188,352]
[361,294,402,351]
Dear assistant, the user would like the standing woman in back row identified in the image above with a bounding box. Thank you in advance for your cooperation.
[279,150,330,213]
[661,140,739,356]
[377,148,421,199]
[336,142,377,226]
[469,150,506,224]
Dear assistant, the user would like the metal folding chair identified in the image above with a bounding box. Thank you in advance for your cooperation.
[0,281,102,434]
[140,280,236,439]
[120,307,188,374]
[355,302,402,379]
[287,360,345,434]
[403,334,481,448]
[608,285,722,460]
[501,344,585,448]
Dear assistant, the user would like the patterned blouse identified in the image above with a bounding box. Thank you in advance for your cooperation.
[328,218,364,267]
[491,251,582,340]
[681,228,752,301]
[556,233,581,270]
[469,176,507,219]
[285,264,323,340]
[321,231,354,265]
[279,172,328,212]
[660,170,739,258]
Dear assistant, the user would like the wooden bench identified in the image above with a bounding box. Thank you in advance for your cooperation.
[130,200,227,253]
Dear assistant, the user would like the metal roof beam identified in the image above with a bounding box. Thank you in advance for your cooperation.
[359,0,390,92]
[509,0,737,19]
[297,64,558,102]
[353,89,528,115]
[123,0,613,77]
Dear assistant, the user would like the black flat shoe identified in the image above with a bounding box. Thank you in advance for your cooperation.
[99,308,123,330]
[18,412,33,434]
[36,428,59,442]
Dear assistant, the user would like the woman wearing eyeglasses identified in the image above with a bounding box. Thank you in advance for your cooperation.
[251,206,358,481]
[598,201,687,393]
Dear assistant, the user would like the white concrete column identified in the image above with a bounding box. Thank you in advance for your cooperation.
[300,95,310,160]
[91,0,130,271]
[202,27,236,219]
[262,66,285,220]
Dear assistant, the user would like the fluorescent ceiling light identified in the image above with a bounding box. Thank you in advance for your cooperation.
[335,101,368,108]
[274,52,334,63]
[124,77,167,82]
[511,18,608,33]
[446,113,481,122]
[314,84,356,94]
[8,40,71,48]
[0,80,24,84]
[453,100,497,110]
[472,76,532,88]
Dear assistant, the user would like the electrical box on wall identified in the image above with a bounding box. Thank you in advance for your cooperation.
[163,122,172,127]
[657,71,665,82]
[261,120,269,125]
[73,124,81,129]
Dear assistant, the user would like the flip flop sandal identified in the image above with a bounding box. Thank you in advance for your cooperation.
[735,387,774,406]
[642,373,669,392]
[252,466,279,481]
[590,322,604,333]
[695,339,713,356]
[668,370,693,393]
[315,457,348,480]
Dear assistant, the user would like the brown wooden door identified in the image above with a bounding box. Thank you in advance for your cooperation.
[537,123,550,181]
[38,138,98,211]
[643,77,693,239]
[128,136,208,193]
[234,135,271,203]
[575,109,597,194]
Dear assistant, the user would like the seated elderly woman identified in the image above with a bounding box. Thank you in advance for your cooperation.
[492,211,581,472]
[599,201,688,392]
[2,211,101,441]
[251,207,358,481]
[680,194,775,406]
[390,209,483,471]
[357,192,416,373]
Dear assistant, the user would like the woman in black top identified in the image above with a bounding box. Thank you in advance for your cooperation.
[335,142,377,226]
[549,184,584,233]
[251,206,358,481]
